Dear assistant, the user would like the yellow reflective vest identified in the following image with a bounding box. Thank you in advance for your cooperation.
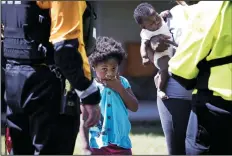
[37,1,91,91]
[37,1,91,81]
[169,1,232,102]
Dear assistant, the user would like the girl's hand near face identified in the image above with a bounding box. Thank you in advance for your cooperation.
[102,75,139,112]
[102,74,124,93]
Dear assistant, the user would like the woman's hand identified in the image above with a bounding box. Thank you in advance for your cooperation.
[150,34,170,52]
[150,34,178,52]
[160,10,171,22]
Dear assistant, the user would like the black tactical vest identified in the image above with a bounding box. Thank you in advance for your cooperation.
[1,1,51,61]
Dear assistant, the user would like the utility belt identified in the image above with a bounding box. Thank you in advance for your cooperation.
[194,54,232,108]
[5,59,80,116]
[49,65,80,116]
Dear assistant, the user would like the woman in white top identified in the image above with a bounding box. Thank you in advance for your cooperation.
[153,1,198,154]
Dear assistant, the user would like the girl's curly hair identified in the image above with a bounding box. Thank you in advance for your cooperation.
[88,36,126,67]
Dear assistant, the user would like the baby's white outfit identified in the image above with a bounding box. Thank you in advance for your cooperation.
[140,20,173,69]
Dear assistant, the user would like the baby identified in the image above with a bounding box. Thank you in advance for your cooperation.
[134,2,177,99]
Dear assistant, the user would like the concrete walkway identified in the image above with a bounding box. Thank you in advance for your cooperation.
[128,100,160,122]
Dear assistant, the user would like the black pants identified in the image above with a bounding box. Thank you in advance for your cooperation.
[1,47,6,114]
[1,81,6,113]
[157,97,191,155]
[186,102,232,155]
[5,61,79,155]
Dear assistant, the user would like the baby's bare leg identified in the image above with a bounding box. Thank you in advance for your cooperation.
[158,69,169,92]
[156,56,170,99]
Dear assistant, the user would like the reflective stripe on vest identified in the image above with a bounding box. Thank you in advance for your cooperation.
[196,54,232,90]
[194,54,232,106]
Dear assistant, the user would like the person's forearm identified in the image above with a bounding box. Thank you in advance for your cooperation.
[140,42,148,58]
[118,88,138,112]
[79,115,90,150]
[54,39,101,104]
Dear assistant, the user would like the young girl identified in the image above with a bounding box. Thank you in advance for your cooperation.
[79,36,139,155]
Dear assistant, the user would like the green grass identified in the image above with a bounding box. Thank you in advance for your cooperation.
[1,123,167,155]
[1,135,6,155]
[129,123,167,155]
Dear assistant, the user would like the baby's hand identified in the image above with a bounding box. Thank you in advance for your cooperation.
[157,90,169,100]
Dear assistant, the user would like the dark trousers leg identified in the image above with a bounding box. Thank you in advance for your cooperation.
[185,102,232,155]
[51,114,80,154]
[1,81,6,113]
[157,97,191,155]
[5,63,62,155]
[6,112,34,154]
[1,81,7,129]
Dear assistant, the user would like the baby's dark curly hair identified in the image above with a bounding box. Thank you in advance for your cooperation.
[89,36,126,67]
[134,2,155,24]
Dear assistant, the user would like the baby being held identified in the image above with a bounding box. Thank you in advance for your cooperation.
[134,2,177,99]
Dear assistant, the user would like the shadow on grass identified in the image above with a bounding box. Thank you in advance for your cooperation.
[130,121,164,136]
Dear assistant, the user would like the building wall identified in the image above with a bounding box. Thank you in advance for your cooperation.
[95,1,175,44]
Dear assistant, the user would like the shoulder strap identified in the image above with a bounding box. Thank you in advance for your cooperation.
[196,51,232,91]
[206,55,232,68]
[197,54,232,70]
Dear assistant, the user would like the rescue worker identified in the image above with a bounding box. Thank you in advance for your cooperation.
[36,1,101,154]
[168,1,232,154]
[1,24,6,122]
[1,1,100,155]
